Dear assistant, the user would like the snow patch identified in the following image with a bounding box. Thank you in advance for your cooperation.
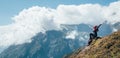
[66,30,78,39]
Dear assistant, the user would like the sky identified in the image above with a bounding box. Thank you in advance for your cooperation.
[0,0,118,25]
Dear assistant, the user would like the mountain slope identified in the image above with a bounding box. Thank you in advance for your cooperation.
[0,24,92,58]
[0,30,84,58]
[65,31,120,58]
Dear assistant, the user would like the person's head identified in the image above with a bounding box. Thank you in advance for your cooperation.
[94,25,97,29]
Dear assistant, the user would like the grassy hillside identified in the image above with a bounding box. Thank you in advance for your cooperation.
[64,31,120,58]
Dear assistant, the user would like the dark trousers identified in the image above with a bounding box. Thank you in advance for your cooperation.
[88,31,97,45]
[90,31,97,39]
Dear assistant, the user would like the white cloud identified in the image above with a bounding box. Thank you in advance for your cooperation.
[0,1,120,47]
[0,6,59,47]
[54,1,120,25]
[102,1,120,24]
[54,4,105,25]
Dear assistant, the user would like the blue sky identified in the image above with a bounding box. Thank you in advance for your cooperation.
[0,0,118,25]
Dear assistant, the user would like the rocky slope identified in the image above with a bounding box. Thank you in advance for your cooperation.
[64,31,120,58]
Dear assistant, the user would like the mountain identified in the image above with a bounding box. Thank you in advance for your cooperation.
[64,30,120,58]
[0,22,117,58]
[0,30,80,58]
[0,23,91,58]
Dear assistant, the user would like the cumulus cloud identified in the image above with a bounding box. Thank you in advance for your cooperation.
[54,4,105,25]
[55,1,120,25]
[102,1,120,24]
[0,6,59,47]
[0,1,120,47]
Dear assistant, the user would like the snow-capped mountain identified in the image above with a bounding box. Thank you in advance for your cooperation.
[0,22,119,58]
[0,30,83,58]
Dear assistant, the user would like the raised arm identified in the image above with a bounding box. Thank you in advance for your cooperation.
[97,24,102,29]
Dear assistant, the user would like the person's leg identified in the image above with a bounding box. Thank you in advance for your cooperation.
[88,39,92,46]
[88,33,94,46]
[90,33,94,39]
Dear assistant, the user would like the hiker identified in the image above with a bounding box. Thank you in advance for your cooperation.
[88,24,102,46]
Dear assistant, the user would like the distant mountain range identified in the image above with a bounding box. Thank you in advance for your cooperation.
[0,21,120,58]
